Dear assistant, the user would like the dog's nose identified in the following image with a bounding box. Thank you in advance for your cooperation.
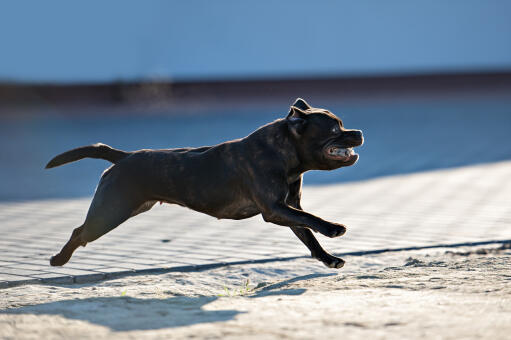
[348,129,364,146]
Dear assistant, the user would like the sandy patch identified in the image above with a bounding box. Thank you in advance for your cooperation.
[1,245,510,339]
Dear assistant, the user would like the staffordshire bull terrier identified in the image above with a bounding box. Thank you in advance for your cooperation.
[47,98,363,268]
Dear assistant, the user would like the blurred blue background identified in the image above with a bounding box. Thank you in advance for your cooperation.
[0,1,510,202]
[1,1,510,83]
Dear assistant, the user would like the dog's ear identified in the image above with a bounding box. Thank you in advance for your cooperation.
[286,105,307,119]
[292,98,311,111]
[287,106,307,137]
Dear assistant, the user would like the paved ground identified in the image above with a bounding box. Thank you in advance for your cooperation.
[1,91,510,287]
[1,160,510,287]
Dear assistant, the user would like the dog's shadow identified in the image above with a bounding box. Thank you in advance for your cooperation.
[3,294,238,331]
[1,283,312,331]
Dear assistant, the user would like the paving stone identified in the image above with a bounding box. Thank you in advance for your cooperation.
[1,160,511,286]
[93,267,136,274]
[73,273,107,284]
[0,267,42,277]
[32,272,74,281]
[105,263,172,271]
[44,267,101,277]
[0,274,41,288]
[39,276,75,285]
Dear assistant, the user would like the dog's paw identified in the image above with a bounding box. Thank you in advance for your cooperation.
[318,254,345,269]
[323,223,347,238]
[50,254,67,266]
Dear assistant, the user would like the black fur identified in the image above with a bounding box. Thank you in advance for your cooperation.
[46,143,128,168]
[48,99,363,268]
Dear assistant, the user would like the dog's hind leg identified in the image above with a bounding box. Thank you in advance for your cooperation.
[50,171,146,266]
[50,225,87,266]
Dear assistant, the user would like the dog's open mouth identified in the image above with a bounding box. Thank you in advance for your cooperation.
[325,146,357,162]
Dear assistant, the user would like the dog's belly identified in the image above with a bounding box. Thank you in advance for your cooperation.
[167,195,260,220]
[155,185,260,220]
[209,199,260,220]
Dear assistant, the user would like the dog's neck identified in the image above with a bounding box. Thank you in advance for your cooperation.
[248,119,308,182]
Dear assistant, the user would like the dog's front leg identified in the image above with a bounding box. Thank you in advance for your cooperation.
[252,175,345,238]
[290,227,345,268]
[287,179,345,268]
[261,204,346,238]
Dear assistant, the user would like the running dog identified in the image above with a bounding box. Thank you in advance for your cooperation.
[47,98,363,268]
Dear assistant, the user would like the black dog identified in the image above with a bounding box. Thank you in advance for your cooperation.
[47,99,363,268]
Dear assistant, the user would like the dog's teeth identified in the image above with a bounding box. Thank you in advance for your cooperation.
[328,147,354,158]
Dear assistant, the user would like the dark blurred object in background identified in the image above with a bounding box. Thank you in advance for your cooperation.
[1,1,511,108]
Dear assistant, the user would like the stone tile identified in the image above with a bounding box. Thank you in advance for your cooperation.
[0,273,38,282]
[74,273,107,284]
[1,160,511,286]
[32,272,74,281]
[44,267,101,277]
[101,263,165,271]
[93,267,135,274]
[0,267,42,277]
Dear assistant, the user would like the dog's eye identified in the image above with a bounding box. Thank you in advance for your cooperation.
[331,125,340,134]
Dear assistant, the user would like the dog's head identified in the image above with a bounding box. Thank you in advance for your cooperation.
[286,98,364,170]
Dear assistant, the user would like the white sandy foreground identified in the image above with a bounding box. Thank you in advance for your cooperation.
[1,245,510,340]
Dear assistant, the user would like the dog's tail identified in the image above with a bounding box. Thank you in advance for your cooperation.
[45,143,130,169]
